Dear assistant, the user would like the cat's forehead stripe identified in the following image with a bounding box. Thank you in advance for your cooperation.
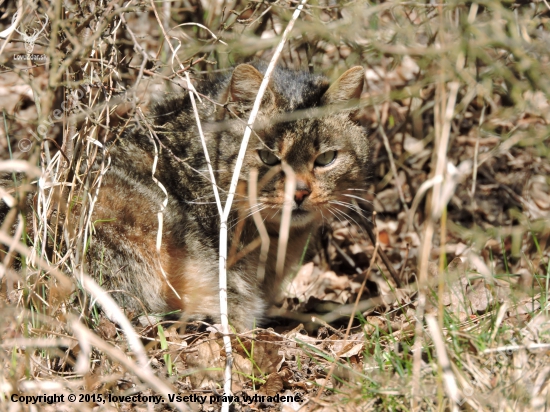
[265,66,329,110]
[280,118,338,150]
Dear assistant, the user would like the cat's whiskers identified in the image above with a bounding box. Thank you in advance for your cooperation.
[243,205,269,221]
[341,193,373,205]
[318,206,327,223]
[328,201,368,239]
[334,188,374,204]
[326,204,352,224]
[235,202,268,218]
[325,206,346,226]
[341,188,375,194]
[333,198,372,221]
[187,194,224,205]
[240,202,266,213]
[329,199,367,218]
[333,197,369,213]
[228,204,269,231]
[269,207,280,220]
[187,193,249,205]
[325,205,365,244]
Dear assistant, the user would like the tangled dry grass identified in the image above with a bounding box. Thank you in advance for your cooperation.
[1,0,550,411]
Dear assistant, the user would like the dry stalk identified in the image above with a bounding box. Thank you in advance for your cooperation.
[411,7,465,404]
[0,0,23,56]
[82,273,154,371]
[70,318,189,411]
[375,106,409,213]
[470,104,486,199]
[184,70,223,216]
[150,0,307,406]
[276,163,296,279]
[0,232,153,376]
[136,108,182,301]
[216,2,308,407]
[426,315,460,410]
[248,168,270,283]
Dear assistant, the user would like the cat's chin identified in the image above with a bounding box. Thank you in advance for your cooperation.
[264,209,316,229]
[290,209,316,227]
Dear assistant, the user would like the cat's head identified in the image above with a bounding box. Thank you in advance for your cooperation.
[220,64,370,230]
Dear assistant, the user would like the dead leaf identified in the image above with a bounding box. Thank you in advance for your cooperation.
[252,331,284,374]
[263,372,284,396]
[184,339,223,389]
[468,280,492,314]
[97,317,117,340]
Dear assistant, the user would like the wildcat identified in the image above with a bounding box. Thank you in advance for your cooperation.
[3,63,370,331]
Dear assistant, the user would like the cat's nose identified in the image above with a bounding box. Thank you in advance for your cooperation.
[294,180,311,206]
[294,189,310,205]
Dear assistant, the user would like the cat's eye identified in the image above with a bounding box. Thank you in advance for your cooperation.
[314,151,337,167]
[258,149,280,166]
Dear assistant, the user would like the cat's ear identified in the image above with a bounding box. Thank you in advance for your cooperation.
[227,64,274,106]
[321,66,364,104]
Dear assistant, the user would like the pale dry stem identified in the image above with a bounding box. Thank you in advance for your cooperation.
[412,21,464,406]
[248,168,270,283]
[426,314,460,410]
[70,317,189,412]
[276,163,296,280]
[215,1,308,405]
